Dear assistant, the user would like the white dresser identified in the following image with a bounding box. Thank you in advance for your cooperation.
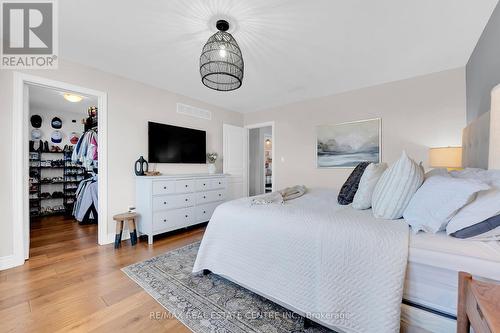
[135,174,227,244]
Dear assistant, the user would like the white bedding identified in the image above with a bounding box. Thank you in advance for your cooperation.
[405,232,500,315]
[193,188,409,333]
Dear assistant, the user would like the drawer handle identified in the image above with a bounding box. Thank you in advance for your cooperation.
[185,215,188,218]
[218,194,222,197]
[163,186,167,190]
[185,198,188,202]
[185,185,188,188]
[163,219,167,222]
[203,196,206,199]
[203,210,206,214]
[203,183,206,186]
[164,201,167,205]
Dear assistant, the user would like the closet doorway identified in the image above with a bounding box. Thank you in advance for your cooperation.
[12,74,108,267]
[246,122,275,196]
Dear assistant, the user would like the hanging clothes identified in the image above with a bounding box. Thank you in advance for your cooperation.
[73,175,98,223]
[72,129,98,170]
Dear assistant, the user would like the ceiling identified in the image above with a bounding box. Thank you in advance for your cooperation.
[59,0,498,113]
[29,85,98,114]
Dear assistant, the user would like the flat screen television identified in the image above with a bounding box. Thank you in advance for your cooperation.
[148,122,206,163]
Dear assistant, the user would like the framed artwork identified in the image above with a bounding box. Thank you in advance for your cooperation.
[316,118,381,168]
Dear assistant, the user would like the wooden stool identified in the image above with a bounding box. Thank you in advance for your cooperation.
[113,212,138,248]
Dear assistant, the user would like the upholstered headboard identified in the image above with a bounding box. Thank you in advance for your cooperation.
[462,112,490,169]
[463,85,500,170]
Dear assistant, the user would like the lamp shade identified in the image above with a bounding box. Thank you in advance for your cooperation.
[429,147,462,168]
[200,20,244,91]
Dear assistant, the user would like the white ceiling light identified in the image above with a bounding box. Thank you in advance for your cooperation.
[63,93,83,103]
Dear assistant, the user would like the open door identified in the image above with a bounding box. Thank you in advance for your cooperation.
[23,84,30,259]
[223,124,248,200]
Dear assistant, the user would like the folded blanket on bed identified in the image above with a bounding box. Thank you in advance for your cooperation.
[251,185,307,205]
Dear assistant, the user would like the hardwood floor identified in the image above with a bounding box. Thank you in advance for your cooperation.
[0,215,204,333]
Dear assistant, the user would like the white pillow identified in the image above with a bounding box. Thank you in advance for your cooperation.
[372,151,424,220]
[424,168,449,179]
[451,168,500,185]
[446,181,500,240]
[352,163,387,210]
[403,176,490,233]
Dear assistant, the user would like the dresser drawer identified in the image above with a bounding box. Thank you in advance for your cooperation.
[210,178,226,189]
[196,203,219,222]
[152,180,175,195]
[153,207,195,232]
[152,193,195,211]
[195,179,211,191]
[208,189,225,202]
[175,180,195,193]
[195,191,212,205]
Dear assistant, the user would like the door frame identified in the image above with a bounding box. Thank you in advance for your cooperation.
[245,121,276,195]
[12,72,108,267]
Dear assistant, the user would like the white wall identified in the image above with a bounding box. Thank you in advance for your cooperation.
[29,107,86,147]
[244,68,466,190]
[0,60,243,259]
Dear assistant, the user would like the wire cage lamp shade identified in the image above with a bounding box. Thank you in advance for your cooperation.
[200,20,244,91]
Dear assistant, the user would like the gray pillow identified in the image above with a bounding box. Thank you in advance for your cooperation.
[337,162,370,205]
[450,214,500,239]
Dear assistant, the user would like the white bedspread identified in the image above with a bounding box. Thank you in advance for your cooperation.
[193,188,409,333]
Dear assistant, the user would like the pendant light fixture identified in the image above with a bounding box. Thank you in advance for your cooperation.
[200,20,244,91]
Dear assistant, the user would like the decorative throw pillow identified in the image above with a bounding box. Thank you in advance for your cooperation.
[337,162,370,205]
[403,176,490,233]
[372,151,424,219]
[352,163,388,210]
[424,168,449,180]
[447,183,500,240]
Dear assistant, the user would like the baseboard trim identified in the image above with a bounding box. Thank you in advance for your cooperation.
[0,255,23,271]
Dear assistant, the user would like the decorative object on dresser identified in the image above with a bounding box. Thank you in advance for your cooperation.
[457,272,500,333]
[135,174,227,244]
[134,156,149,176]
[206,152,218,174]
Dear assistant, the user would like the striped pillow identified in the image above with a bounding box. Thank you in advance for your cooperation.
[372,151,424,219]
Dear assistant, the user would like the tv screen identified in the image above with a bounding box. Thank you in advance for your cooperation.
[148,122,206,163]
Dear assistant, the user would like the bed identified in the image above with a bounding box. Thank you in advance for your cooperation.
[194,89,500,332]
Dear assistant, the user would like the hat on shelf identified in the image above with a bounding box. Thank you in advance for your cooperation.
[69,132,79,144]
[51,130,63,143]
[30,115,42,128]
[51,117,62,129]
[31,128,42,140]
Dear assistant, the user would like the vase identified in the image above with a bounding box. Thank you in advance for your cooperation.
[207,163,216,174]
[134,156,149,176]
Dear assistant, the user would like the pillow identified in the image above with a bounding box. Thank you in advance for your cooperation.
[403,176,490,233]
[352,163,387,210]
[424,168,449,179]
[451,168,500,185]
[447,183,500,240]
[337,162,370,205]
[372,151,424,219]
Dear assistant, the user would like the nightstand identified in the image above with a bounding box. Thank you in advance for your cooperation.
[457,272,500,333]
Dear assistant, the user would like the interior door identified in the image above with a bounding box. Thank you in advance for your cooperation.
[23,84,30,259]
[223,124,248,200]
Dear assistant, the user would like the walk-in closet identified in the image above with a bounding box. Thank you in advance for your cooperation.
[28,85,99,251]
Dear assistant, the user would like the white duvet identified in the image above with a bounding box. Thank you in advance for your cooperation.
[193,189,409,333]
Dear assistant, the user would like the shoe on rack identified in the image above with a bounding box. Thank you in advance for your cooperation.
[43,141,49,152]
[29,140,35,152]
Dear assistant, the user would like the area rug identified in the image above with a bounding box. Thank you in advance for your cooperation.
[122,242,333,333]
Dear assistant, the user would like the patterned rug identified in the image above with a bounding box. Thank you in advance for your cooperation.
[122,242,334,333]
